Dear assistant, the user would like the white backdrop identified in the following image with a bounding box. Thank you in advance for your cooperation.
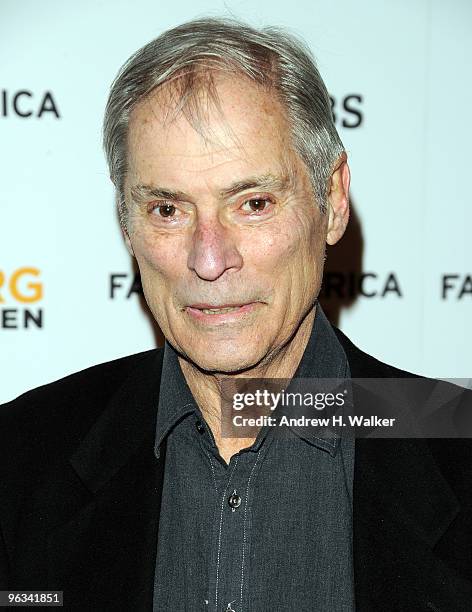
[1,0,471,404]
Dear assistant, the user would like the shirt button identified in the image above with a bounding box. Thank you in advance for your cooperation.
[195,420,205,434]
[228,490,241,510]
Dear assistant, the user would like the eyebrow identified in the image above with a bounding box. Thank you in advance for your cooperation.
[130,172,294,203]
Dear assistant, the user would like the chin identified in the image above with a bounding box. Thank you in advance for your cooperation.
[184,341,266,374]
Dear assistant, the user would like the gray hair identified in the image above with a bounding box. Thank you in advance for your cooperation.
[103,16,345,229]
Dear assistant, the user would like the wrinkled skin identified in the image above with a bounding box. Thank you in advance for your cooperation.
[123,72,350,384]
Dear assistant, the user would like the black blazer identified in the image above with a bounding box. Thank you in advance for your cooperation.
[1,327,471,611]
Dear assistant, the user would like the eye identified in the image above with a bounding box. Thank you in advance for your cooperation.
[149,202,179,218]
[240,197,273,215]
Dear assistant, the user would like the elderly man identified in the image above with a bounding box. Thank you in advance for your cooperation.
[1,17,471,612]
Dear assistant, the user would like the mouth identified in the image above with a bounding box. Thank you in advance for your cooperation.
[189,303,247,314]
[185,302,261,322]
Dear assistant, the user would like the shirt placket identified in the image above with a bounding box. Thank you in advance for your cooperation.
[197,423,268,612]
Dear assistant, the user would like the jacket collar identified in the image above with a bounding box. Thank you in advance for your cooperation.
[69,348,164,494]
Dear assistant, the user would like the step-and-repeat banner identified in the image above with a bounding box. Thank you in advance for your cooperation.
[1,0,471,403]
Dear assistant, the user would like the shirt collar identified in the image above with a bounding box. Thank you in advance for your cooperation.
[154,340,198,458]
[280,302,351,457]
[154,302,350,459]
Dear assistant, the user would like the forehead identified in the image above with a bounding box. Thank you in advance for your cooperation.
[126,72,301,191]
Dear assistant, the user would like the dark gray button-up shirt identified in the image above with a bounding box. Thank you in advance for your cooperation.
[153,305,355,611]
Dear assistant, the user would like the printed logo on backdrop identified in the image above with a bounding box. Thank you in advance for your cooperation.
[1,90,60,118]
[442,274,472,299]
[109,273,142,299]
[0,90,359,125]
[0,268,43,329]
[109,271,401,301]
[330,94,363,129]
[321,272,402,299]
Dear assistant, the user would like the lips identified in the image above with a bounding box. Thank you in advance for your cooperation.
[185,302,261,322]
[188,303,246,314]
[198,306,242,314]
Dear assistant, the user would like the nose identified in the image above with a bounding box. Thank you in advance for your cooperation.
[187,216,243,281]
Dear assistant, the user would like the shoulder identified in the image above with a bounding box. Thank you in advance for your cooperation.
[0,348,163,456]
[332,325,420,379]
[332,323,472,411]
[333,324,472,474]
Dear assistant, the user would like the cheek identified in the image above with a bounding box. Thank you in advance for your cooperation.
[246,212,321,274]
[293,212,327,278]
[261,215,325,308]
[131,228,183,280]
[241,230,280,264]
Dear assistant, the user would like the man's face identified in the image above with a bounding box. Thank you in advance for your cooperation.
[124,73,331,372]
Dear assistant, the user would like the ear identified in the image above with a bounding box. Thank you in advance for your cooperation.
[326,153,350,246]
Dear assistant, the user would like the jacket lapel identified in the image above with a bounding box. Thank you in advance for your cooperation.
[335,328,472,611]
[352,438,471,611]
[47,349,165,611]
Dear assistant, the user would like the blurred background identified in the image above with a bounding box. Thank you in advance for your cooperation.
[1,0,471,403]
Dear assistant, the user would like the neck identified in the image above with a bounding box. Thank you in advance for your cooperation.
[178,304,316,448]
